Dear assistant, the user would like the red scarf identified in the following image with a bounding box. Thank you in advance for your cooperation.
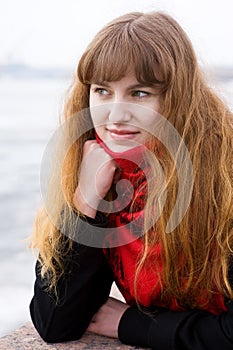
[95,133,227,314]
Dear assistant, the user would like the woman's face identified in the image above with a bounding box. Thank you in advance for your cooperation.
[89,71,161,152]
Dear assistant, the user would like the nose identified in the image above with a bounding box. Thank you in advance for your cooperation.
[108,102,132,123]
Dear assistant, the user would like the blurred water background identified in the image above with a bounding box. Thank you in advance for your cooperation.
[0,71,70,337]
[0,66,232,338]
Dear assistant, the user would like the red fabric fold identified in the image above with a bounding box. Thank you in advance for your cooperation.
[95,132,227,314]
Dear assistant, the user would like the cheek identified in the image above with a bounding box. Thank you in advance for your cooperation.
[90,101,114,129]
[90,107,108,127]
[89,91,97,107]
[136,109,159,132]
[144,115,158,128]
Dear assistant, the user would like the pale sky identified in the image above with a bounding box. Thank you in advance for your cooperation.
[1,0,233,69]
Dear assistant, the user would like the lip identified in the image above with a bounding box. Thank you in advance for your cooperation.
[107,128,140,140]
[107,128,139,135]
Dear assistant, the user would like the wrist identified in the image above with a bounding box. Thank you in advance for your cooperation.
[73,187,99,218]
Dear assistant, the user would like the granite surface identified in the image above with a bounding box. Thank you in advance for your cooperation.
[0,322,146,349]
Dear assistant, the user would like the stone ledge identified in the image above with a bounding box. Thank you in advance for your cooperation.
[0,322,145,349]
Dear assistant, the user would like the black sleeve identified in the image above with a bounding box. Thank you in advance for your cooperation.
[118,301,233,349]
[30,213,114,343]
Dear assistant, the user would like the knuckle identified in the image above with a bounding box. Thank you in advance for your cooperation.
[84,140,97,148]
[83,140,98,153]
[107,161,117,172]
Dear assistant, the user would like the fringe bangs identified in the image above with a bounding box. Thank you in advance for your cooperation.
[78,18,165,89]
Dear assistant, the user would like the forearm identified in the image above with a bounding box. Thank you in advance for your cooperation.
[30,214,113,343]
[30,246,113,343]
[118,301,233,349]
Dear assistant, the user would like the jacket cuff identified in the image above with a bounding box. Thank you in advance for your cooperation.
[146,310,191,349]
[118,306,192,349]
[67,210,109,247]
[79,211,108,227]
[118,307,152,347]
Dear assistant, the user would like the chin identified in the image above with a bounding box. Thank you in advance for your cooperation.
[108,140,141,153]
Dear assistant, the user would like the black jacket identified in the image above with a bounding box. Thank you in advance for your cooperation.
[30,216,233,349]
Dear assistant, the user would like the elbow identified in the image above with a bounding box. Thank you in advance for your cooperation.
[30,305,86,343]
[40,331,84,344]
[33,321,86,343]
[39,332,63,344]
[30,295,91,343]
[31,313,86,343]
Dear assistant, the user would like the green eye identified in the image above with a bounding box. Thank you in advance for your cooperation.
[96,88,109,95]
[133,90,148,97]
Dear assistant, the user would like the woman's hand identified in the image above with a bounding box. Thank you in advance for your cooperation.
[73,140,120,218]
[87,297,130,338]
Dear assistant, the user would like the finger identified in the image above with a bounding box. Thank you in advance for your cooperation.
[83,140,99,154]
[86,323,95,333]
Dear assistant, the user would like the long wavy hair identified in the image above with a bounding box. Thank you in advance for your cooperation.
[31,11,233,308]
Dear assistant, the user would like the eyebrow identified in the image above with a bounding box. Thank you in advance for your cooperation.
[127,83,154,90]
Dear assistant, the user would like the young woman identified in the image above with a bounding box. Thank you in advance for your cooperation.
[30,11,233,349]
